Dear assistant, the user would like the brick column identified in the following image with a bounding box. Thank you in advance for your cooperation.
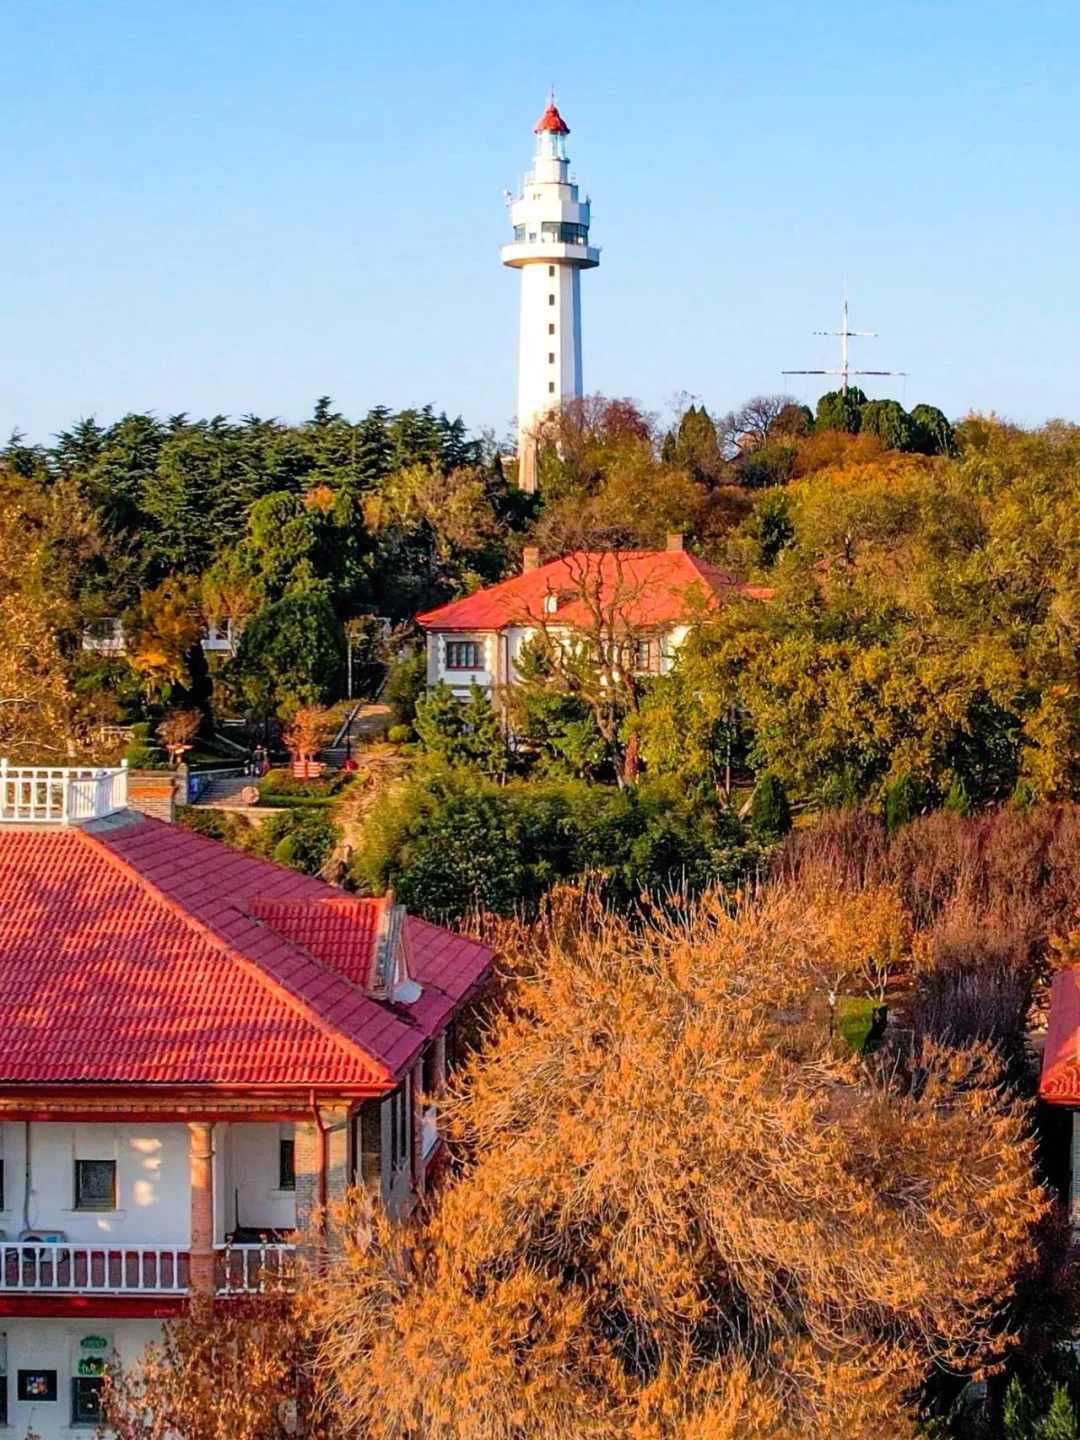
[322,1104,351,1207]
[294,1117,323,1236]
[188,1121,215,1295]
[1071,1113,1080,1232]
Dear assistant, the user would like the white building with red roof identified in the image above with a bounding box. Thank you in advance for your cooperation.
[501,96,600,492]
[0,763,492,1437]
[417,536,772,700]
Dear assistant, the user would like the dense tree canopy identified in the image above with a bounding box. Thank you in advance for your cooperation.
[308,888,1045,1440]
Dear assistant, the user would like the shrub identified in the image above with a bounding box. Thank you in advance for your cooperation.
[123,721,168,770]
[384,646,428,729]
[260,808,339,875]
[884,772,923,833]
[750,771,792,840]
[387,723,412,745]
[351,765,758,921]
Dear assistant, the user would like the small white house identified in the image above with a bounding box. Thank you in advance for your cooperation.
[416,537,772,702]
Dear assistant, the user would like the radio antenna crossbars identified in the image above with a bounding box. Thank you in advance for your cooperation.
[783,297,907,396]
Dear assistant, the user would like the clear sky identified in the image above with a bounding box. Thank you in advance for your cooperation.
[2,0,1078,444]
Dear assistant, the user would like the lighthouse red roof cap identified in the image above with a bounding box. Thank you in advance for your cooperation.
[535,103,570,135]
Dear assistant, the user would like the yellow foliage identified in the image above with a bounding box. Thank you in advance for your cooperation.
[305,888,1045,1440]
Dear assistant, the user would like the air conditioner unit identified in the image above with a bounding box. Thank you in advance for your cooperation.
[19,1231,66,1244]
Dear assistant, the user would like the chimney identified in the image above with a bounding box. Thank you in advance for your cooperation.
[666,533,684,552]
[522,546,540,574]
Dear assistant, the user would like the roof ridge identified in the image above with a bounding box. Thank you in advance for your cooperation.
[73,826,393,1082]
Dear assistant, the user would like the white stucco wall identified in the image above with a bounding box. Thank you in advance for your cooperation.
[0,1122,190,1246]
[0,1121,295,1247]
[1,1316,162,1440]
[216,1122,296,1236]
[428,632,496,698]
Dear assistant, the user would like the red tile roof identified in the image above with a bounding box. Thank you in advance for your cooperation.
[1040,969,1080,1103]
[0,817,493,1092]
[416,549,769,633]
[534,103,569,135]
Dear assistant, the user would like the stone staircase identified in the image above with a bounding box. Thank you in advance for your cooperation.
[190,773,253,808]
[321,703,392,770]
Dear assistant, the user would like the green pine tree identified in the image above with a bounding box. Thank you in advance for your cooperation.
[1037,1387,1080,1440]
[1004,1377,1035,1440]
[883,773,922,833]
[750,771,791,841]
[815,387,867,434]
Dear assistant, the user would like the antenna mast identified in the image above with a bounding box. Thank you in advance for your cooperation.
[783,296,906,396]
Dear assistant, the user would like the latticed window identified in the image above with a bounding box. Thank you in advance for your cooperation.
[74,1159,116,1210]
[445,641,482,670]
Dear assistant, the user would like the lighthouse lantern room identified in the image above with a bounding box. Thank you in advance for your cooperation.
[502,96,600,493]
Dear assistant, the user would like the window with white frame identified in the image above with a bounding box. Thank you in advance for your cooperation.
[445,640,482,670]
[73,1126,117,1211]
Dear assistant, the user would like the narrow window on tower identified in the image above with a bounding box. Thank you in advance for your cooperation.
[549,294,555,306]
[548,352,555,363]
[548,266,554,277]
[548,323,555,335]
[549,382,555,393]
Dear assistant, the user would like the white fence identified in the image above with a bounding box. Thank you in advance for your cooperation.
[0,1241,296,1295]
[0,1242,187,1293]
[214,1243,296,1294]
[0,761,128,824]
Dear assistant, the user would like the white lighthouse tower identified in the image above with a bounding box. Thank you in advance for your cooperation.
[502,96,600,492]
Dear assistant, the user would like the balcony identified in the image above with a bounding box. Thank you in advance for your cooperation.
[215,1243,296,1295]
[0,761,129,824]
[0,1242,295,1296]
[0,1243,188,1295]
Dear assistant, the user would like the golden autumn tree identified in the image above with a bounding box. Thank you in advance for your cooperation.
[100,1294,333,1440]
[306,888,1046,1440]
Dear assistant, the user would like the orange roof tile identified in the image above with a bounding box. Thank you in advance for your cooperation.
[1040,969,1080,1103]
[416,549,764,633]
[0,818,493,1092]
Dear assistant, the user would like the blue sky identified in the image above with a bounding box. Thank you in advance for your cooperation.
[1,0,1078,443]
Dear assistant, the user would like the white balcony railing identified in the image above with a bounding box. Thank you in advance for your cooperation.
[0,1242,188,1293]
[0,761,128,824]
[215,1243,296,1294]
[0,1242,297,1295]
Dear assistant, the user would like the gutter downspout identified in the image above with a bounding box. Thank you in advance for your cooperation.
[310,1091,328,1228]
[22,1121,31,1234]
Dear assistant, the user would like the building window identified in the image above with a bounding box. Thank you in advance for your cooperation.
[633,639,654,673]
[548,323,555,335]
[513,224,525,242]
[72,1375,104,1426]
[548,265,554,277]
[445,640,482,670]
[0,1158,5,1212]
[278,1138,295,1192]
[548,352,555,363]
[74,1159,116,1211]
[549,293,555,306]
[549,382,555,393]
